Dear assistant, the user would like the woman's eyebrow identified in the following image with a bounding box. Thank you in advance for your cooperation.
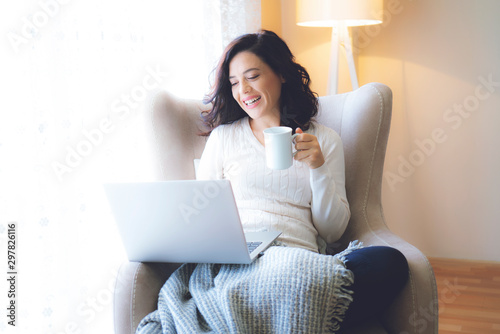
[229,68,260,79]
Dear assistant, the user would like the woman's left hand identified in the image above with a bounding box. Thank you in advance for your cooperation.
[294,128,325,169]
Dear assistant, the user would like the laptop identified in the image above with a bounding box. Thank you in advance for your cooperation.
[103,179,281,264]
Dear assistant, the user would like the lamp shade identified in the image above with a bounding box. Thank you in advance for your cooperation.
[296,0,383,27]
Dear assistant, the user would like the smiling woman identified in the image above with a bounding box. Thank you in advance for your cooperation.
[0,1,260,333]
[134,30,409,333]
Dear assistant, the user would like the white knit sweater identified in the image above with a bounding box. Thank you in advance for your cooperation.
[197,117,350,253]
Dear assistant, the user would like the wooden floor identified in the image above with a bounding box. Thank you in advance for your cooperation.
[428,258,500,333]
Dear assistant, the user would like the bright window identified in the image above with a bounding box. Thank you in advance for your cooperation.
[0,0,260,332]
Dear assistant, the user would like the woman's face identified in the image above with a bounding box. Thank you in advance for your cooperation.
[228,51,284,123]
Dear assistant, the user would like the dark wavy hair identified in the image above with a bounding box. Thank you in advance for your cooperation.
[202,30,318,135]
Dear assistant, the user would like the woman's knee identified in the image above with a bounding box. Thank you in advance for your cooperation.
[339,246,409,328]
[344,246,409,290]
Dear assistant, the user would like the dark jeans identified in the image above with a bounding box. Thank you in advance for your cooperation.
[339,246,409,330]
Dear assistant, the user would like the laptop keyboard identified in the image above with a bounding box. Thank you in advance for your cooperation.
[247,241,262,253]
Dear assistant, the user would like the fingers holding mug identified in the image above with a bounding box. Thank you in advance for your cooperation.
[294,128,325,169]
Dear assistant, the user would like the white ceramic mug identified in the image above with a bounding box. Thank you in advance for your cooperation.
[263,126,298,170]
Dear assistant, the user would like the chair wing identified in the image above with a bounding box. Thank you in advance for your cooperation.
[143,90,209,181]
[316,82,392,247]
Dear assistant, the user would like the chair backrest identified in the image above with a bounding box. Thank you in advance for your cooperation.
[316,83,393,248]
[143,83,393,246]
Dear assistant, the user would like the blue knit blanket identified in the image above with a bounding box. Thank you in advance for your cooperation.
[136,242,362,334]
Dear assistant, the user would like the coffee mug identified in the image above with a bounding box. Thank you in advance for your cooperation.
[263,126,298,170]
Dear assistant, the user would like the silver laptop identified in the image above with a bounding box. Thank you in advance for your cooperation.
[103,180,281,264]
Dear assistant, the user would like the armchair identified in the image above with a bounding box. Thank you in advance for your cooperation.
[113,83,438,333]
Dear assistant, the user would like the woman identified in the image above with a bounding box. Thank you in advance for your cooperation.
[138,30,409,333]
[199,30,409,329]
[199,31,350,253]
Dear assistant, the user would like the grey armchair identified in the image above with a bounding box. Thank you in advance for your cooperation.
[113,83,438,333]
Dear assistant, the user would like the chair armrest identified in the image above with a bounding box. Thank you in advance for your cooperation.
[373,230,438,334]
[330,200,438,334]
[114,261,181,334]
[343,218,439,334]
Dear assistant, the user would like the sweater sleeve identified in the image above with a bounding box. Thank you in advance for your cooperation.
[196,127,224,180]
[309,125,350,244]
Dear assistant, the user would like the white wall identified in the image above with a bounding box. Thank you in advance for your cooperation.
[356,0,500,262]
[277,0,500,261]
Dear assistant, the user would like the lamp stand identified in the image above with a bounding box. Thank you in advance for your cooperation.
[327,23,359,95]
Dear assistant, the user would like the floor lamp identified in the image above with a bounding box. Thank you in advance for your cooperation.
[296,0,383,95]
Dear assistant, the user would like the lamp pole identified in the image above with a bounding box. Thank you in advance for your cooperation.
[328,23,359,95]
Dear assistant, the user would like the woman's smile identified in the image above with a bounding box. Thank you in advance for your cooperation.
[243,95,261,108]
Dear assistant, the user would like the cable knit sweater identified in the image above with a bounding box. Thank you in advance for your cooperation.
[197,117,350,253]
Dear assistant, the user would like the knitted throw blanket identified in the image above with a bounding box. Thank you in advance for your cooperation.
[136,242,362,334]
